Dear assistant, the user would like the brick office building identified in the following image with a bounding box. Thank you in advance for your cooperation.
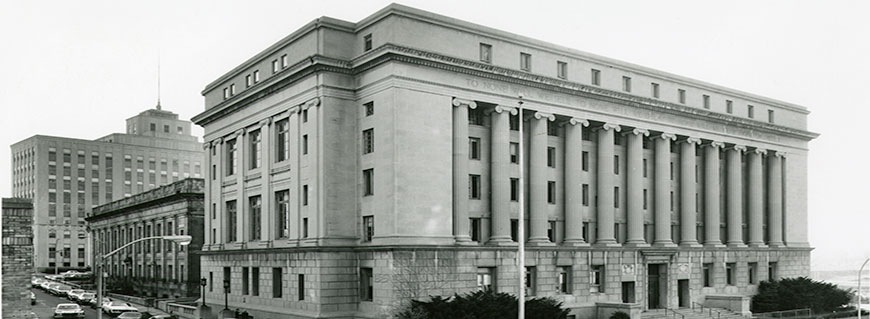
[86,178,205,299]
[192,4,817,318]
[2,198,36,319]
[10,106,204,272]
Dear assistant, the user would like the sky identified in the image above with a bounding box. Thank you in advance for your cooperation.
[1,0,867,271]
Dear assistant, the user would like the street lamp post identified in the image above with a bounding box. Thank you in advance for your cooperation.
[860,258,870,319]
[95,235,191,319]
[200,277,207,308]
[517,93,525,319]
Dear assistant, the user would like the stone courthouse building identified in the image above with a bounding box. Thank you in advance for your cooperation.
[192,4,817,318]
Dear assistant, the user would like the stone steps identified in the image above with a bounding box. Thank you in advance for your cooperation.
[642,307,747,319]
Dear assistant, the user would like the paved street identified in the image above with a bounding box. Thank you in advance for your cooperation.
[31,288,99,319]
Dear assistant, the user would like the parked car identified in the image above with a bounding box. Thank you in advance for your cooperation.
[45,283,62,295]
[103,300,138,316]
[67,289,86,302]
[77,292,95,306]
[117,312,144,319]
[32,277,46,287]
[54,285,72,297]
[53,303,85,318]
[30,291,36,305]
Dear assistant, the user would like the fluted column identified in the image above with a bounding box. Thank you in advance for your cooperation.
[596,123,621,246]
[563,117,590,246]
[528,111,555,245]
[452,98,476,244]
[653,133,677,247]
[726,145,747,247]
[703,141,725,247]
[624,128,649,247]
[767,151,785,247]
[680,137,702,247]
[488,105,516,244]
[747,148,767,247]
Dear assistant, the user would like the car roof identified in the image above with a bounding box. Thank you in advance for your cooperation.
[57,303,79,307]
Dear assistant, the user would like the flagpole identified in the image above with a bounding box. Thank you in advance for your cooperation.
[517,93,525,319]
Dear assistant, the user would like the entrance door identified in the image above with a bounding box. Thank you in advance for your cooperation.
[622,281,636,303]
[648,265,660,309]
[678,279,689,308]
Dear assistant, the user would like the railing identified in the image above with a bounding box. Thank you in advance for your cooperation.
[750,308,812,318]
[166,303,198,319]
[691,302,722,319]
[664,308,686,319]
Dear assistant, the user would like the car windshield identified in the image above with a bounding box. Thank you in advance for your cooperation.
[70,290,84,294]
[81,293,94,298]
[120,312,141,318]
[57,305,79,310]
[110,301,130,306]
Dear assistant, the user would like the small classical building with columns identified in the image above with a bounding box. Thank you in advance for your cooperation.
[192,4,817,318]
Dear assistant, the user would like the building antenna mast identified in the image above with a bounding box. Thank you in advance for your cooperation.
[156,53,162,110]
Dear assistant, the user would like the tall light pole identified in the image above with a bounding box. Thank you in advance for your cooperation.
[517,93,525,319]
[860,258,869,319]
[96,235,191,319]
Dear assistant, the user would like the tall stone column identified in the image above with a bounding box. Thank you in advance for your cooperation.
[703,141,725,247]
[653,133,677,247]
[563,117,589,246]
[596,123,621,246]
[680,137,702,247]
[625,128,649,247]
[452,98,476,244]
[747,148,767,247]
[213,138,224,246]
[767,151,785,247]
[234,128,246,244]
[488,105,516,244]
[528,111,555,245]
[726,145,747,247]
[258,118,272,242]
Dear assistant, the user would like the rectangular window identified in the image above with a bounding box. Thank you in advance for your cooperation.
[582,184,589,206]
[749,262,758,284]
[703,263,712,287]
[360,268,373,301]
[678,89,686,104]
[250,196,261,241]
[614,186,620,208]
[510,114,519,131]
[726,263,735,286]
[364,101,374,116]
[547,181,556,204]
[226,201,237,242]
[726,100,733,114]
[149,123,156,131]
[209,272,214,292]
[591,69,601,86]
[276,190,290,238]
[470,218,481,242]
[469,174,481,199]
[643,159,648,177]
[245,75,252,87]
[614,155,619,174]
[622,76,632,92]
[230,84,235,95]
[302,218,308,238]
[591,265,605,293]
[557,61,567,79]
[302,185,308,206]
[363,169,374,196]
[363,34,372,51]
[363,215,374,242]
[477,268,495,291]
[468,108,484,125]
[547,220,556,242]
[547,147,556,167]
[223,88,229,99]
[302,109,308,123]
[520,52,531,71]
[272,268,282,298]
[226,139,237,176]
[252,268,259,296]
[558,267,572,294]
[281,54,288,68]
[769,262,778,280]
[547,121,558,136]
[242,267,249,295]
[703,94,711,109]
[298,274,305,300]
[469,137,481,160]
[276,119,289,162]
[249,129,261,169]
[643,189,648,210]
[224,267,231,294]
[300,135,308,155]
[768,109,775,123]
[479,43,492,63]
[651,83,660,98]
[510,143,519,163]
[253,70,259,83]
[582,151,589,171]
[511,219,518,242]
[362,129,374,154]
[272,60,279,73]
[748,104,755,118]
[510,178,519,201]
[525,267,537,296]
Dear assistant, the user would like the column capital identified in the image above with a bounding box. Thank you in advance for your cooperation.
[534,111,555,121]
[598,122,621,132]
[656,133,676,141]
[259,118,272,128]
[627,128,649,136]
[301,97,320,111]
[773,151,786,158]
[452,97,478,109]
[567,117,590,127]
[752,148,767,155]
[211,138,223,147]
[493,105,518,115]
[202,143,210,151]
[234,128,246,137]
[704,141,725,149]
[680,137,702,145]
[731,144,747,152]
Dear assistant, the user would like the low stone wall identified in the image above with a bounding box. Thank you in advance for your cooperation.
[596,302,642,319]
[705,294,750,315]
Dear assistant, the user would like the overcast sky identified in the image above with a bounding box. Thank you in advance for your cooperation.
[1,0,867,271]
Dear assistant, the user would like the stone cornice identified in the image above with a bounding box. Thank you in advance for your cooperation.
[534,111,555,121]
[452,97,477,109]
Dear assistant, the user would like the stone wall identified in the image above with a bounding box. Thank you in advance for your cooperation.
[2,198,35,319]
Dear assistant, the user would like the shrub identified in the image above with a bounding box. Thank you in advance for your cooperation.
[396,289,569,319]
[751,277,853,314]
